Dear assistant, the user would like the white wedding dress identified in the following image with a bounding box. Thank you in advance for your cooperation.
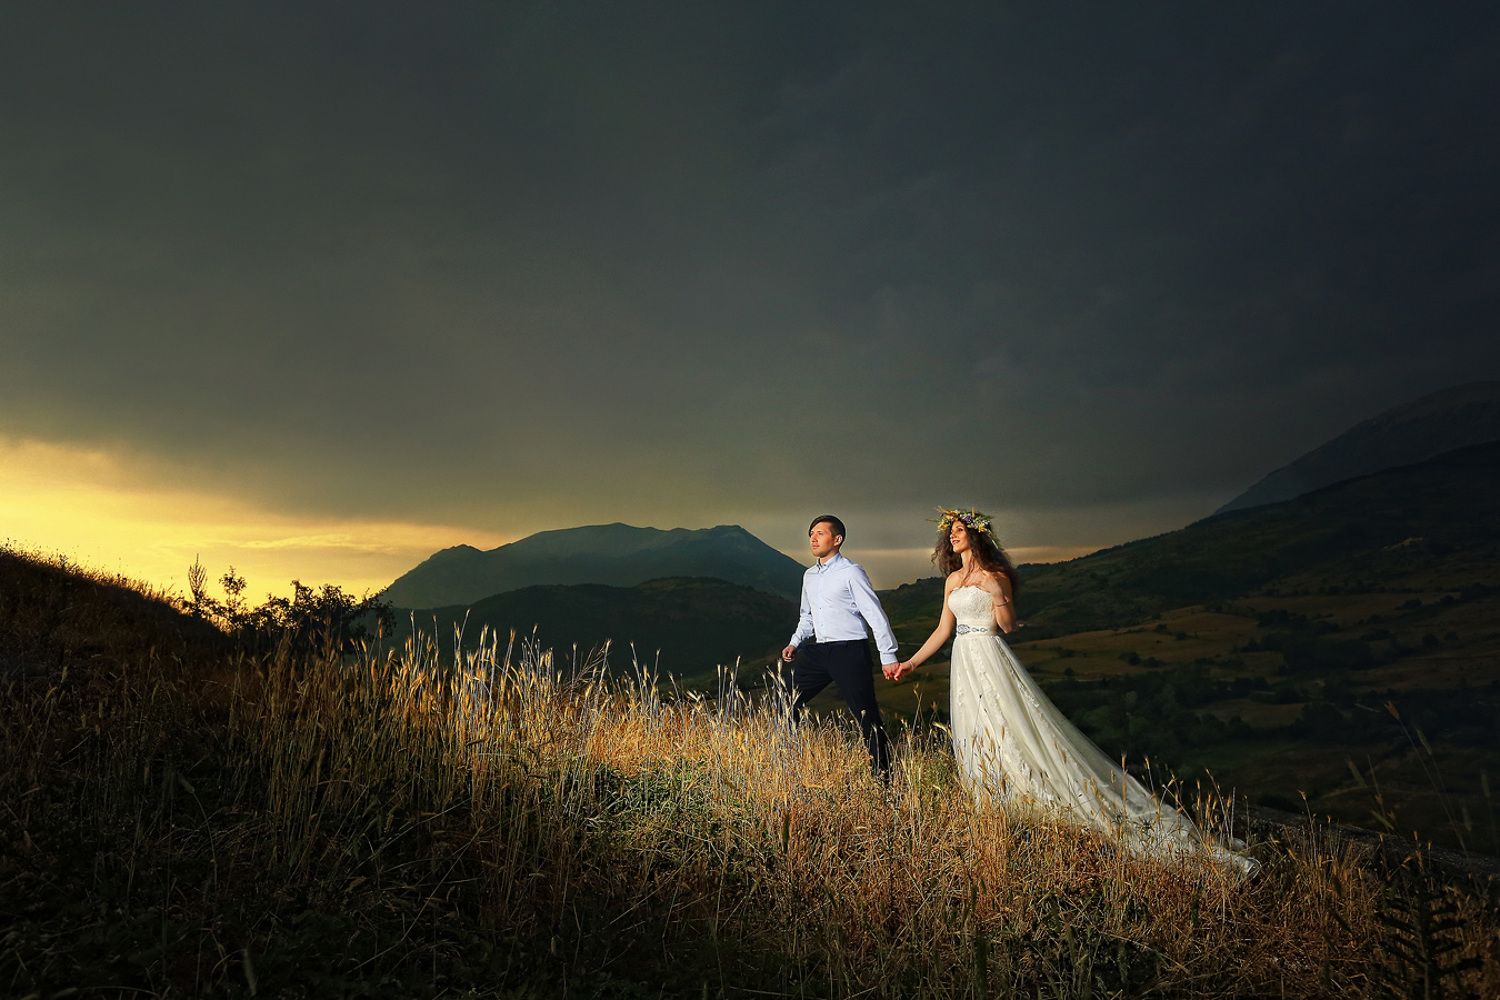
[946,586,1254,874]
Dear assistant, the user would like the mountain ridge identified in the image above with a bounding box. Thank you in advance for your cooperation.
[383,522,805,608]
[997,437,1500,638]
[1214,380,1500,514]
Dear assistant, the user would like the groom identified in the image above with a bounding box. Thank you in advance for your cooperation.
[781,514,901,775]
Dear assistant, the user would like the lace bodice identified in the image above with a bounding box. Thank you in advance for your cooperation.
[948,585,996,630]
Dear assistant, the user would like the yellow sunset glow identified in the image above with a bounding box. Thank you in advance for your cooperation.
[0,436,510,602]
[2,436,1100,605]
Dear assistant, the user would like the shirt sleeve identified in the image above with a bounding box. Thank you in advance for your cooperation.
[788,577,814,647]
[848,564,899,664]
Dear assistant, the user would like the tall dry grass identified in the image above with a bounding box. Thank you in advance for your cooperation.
[2,608,1498,997]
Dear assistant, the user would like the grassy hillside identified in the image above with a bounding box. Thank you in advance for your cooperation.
[369,444,1500,850]
[1015,438,1500,636]
[3,555,1496,997]
[868,442,1500,851]
[0,543,227,679]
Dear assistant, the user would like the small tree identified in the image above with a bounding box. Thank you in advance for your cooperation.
[220,567,248,633]
[242,580,392,656]
[186,555,214,620]
[182,561,392,655]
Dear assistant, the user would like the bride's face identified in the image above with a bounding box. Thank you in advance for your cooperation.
[949,522,971,553]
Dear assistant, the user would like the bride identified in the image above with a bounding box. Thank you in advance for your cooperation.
[893,508,1255,874]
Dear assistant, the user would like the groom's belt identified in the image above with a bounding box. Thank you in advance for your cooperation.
[808,637,866,646]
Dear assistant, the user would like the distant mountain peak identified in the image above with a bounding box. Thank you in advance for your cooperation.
[383,522,802,608]
[704,523,758,539]
[1215,381,1500,515]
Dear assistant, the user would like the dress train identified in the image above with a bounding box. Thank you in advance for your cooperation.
[946,586,1254,874]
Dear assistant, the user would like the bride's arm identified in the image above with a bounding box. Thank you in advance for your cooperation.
[992,573,1016,634]
[900,591,956,673]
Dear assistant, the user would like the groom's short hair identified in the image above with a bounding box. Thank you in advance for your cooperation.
[809,514,846,540]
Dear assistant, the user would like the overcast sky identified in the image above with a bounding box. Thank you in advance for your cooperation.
[2,3,1497,593]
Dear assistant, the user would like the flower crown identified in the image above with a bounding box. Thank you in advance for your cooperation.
[934,507,993,536]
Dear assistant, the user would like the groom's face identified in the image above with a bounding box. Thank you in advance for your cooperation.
[809,521,843,559]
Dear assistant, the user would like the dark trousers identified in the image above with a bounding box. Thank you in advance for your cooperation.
[790,639,891,775]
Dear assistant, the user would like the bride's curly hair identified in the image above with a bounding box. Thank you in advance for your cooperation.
[932,522,1020,594]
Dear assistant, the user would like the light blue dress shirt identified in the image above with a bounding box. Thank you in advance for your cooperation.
[788,552,899,664]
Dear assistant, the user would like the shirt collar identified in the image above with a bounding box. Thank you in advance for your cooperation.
[814,551,846,573]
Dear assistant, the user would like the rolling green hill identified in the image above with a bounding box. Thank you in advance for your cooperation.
[1013,437,1500,638]
[391,576,794,686]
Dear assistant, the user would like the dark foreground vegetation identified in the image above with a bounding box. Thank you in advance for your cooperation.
[3,545,1499,998]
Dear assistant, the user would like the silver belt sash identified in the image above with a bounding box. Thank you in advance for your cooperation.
[955,624,991,635]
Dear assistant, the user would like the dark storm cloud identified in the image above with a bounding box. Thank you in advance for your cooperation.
[2,3,1497,551]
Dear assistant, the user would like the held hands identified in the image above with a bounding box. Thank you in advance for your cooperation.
[885,660,916,682]
[781,645,797,663]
